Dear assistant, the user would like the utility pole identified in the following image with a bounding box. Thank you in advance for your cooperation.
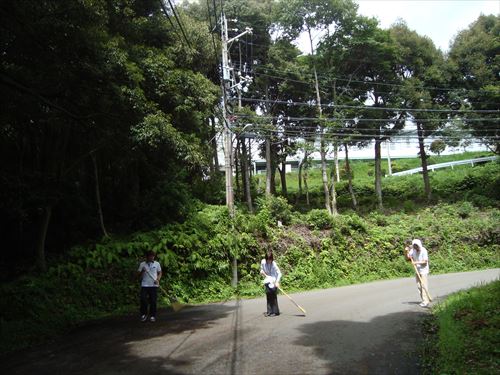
[220,11,252,287]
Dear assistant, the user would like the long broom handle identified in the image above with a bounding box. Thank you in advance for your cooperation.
[144,269,185,312]
[411,261,433,301]
[144,269,172,299]
[278,287,307,315]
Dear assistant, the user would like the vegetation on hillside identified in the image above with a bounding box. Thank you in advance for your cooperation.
[1,163,498,353]
[423,281,500,374]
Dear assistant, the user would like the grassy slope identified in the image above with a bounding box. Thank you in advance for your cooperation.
[423,280,500,374]
[267,151,494,193]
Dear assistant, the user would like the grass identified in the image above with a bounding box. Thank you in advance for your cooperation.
[423,280,500,374]
[258,151,495,194]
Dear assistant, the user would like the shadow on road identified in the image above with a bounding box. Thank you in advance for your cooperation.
[2,304,237,375]
[294,311,428,375]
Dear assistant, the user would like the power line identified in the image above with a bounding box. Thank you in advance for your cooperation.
[236,127,499,141]
[160,0,192,49]
[246,62,500,95]
[238,97,500,114]
[242,69,494,106]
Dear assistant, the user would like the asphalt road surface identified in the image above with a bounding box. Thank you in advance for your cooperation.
[2,269,498,375]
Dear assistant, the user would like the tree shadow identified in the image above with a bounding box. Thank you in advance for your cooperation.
[2,303,237,375]
[294,311,428,375]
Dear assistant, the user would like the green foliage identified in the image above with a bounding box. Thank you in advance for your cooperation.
[427,281,500,374]
[256,195,293,228]
[430,140,446,156]
[1,202,499,354]
[306,209,333,229]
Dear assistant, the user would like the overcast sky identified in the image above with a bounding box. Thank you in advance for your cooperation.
[356,0,499,51]
[296,0,498,53]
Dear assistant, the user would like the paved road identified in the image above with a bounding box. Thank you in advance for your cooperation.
[3,269,499,375]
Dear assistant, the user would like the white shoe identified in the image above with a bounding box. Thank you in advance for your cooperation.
[150,316,156,322]
[140,315,147,322]
[419,302,429,307]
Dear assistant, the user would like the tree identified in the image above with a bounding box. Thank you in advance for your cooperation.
[430,139,446,156]
[391,21,448,201]
[320,16,405,210]
[275,0,358,215]
[0,0,219,270]
[448,15,500,154]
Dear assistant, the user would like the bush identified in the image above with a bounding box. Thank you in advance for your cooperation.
[456,201,474,218]
[256,195,293,226]
[306,209,333,230]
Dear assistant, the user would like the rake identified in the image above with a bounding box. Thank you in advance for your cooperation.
[278,287,307,316]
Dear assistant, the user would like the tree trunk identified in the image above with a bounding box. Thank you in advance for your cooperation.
[241,139,253,212]
[234,139,241,201]
[280,161,287,197]
[297,159,303,200]
[248,139,253,178]
[344,143,358,211]
[374,139,383,210]
[417,123,432,202]
[320,138,332,214]
[329,161,338,215]
[304,166,310,206]
[265,136,272,197]
[334,141,340,183]
[308,28,330,213]
[297,149,309,203]
[36,205,52,272]
[91,151,109,238]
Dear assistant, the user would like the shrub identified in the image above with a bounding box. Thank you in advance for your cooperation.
[256,195,293,226]
[457,201,474,218]
[306,209,333,230]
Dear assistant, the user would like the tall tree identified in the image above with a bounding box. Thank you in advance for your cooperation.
[275,0,357,214]
[391,21,448,202]
[448,14,500,154]
[0,0,219,270]
[320,16,404,210]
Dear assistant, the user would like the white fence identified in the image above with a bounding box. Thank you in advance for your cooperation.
[388,156,498,177]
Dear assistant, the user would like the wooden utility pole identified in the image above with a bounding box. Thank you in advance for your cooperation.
[220,12,252,287]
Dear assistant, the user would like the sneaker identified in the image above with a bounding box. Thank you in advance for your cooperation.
[140,315,147,322]
[150,316,156,322]
[419,302,429,307]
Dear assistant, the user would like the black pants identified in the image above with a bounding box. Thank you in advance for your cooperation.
[265,284,280,315]
[140,287,158,317]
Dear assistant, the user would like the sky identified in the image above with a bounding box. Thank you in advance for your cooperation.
[355,0,499,51]
[297,0,498,53]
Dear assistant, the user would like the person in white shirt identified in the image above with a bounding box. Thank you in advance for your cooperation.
[260,251,282,316]
[405,239,430,307]
[137,251,162,322]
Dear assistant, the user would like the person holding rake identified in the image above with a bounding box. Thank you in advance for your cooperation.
[405,239,431,307]
[138,250,162,322]
[260,251,282,317]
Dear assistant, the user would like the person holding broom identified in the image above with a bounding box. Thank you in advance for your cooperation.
[260,251,282,317]
[138,250,162,322]
[405,239,431,307]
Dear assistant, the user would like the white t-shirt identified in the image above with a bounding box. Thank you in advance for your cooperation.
[408,248,429,275]
[261,259,282,288]
[138,261,162,287]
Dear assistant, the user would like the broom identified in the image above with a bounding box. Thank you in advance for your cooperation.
[278,287,307,315]
[410,260,433,302]
[145,270,185,312]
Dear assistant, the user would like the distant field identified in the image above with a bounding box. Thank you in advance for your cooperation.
[255,151,495,194]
